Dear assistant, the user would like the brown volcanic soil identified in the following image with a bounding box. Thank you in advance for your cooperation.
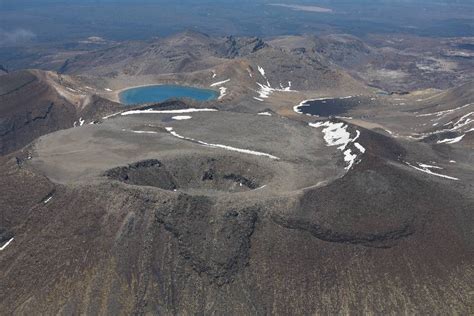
[0,32,473,315]
[0,70,75,155]
[55,31,368,107]
[0,70,122,155]
[269,33,474,92]
[0,99,473,314]
[0,153,472,314]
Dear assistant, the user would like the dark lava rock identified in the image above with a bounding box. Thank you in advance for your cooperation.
[272,156,443,248]
[105,159,178,191]
[156,194,258,284]
[105,156,269,193]
[217,36,267,58]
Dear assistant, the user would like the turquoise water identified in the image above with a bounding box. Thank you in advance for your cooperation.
[119,85,219,105]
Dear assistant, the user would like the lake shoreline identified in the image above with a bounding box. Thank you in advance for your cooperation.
[118,84,219,105]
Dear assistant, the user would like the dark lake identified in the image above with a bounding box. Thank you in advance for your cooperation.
[120,85,219,105]
[296,97,359,116]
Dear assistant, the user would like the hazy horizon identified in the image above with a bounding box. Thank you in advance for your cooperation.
[1,0,472,47]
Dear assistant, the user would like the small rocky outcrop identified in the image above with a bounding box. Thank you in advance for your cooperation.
[218,36,267,58]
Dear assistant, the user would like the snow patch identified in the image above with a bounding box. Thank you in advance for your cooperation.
[165,127,185,139]
[131,130,158,134]
[254,65,294,100]
[201,143,280,160]
[218,87,227,100]
[343,149,358,170]
[354,142,366,153]
[256,82,274,99]
[256,81,293,100]
[352,130,361,143]
[437,134,465,144]
[210,79,230,87]
[418,163,442,170]
[309,121,364,170]
[406,162,459,181]
[0,238,14,251]
[309,122,351,150]
[453,112,473,129]
[102,112,122,120]
[73,118,85,128]
[165,127,279,160]
[416,103,472,118]
[122,108,217,115]
[409,112,473,140]
[172,115,192,121]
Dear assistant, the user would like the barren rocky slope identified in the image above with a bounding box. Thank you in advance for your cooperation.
[269,34,474,92]
[56,31,367,97]
[0,70,121,155]
[0,32,473,315]
[0,93,473,314]
[59,31,267,77]
[50,32,474,94]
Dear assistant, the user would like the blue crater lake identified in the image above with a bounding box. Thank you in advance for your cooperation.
[119,85,219,105]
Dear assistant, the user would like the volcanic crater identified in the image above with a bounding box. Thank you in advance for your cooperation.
[105,154,271,194]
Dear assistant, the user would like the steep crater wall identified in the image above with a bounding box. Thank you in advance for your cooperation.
[104,155,273,194]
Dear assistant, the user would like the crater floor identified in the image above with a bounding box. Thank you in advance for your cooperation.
[29,110,346,194]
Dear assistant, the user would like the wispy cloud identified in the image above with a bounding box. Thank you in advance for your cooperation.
[0,28,36,46]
